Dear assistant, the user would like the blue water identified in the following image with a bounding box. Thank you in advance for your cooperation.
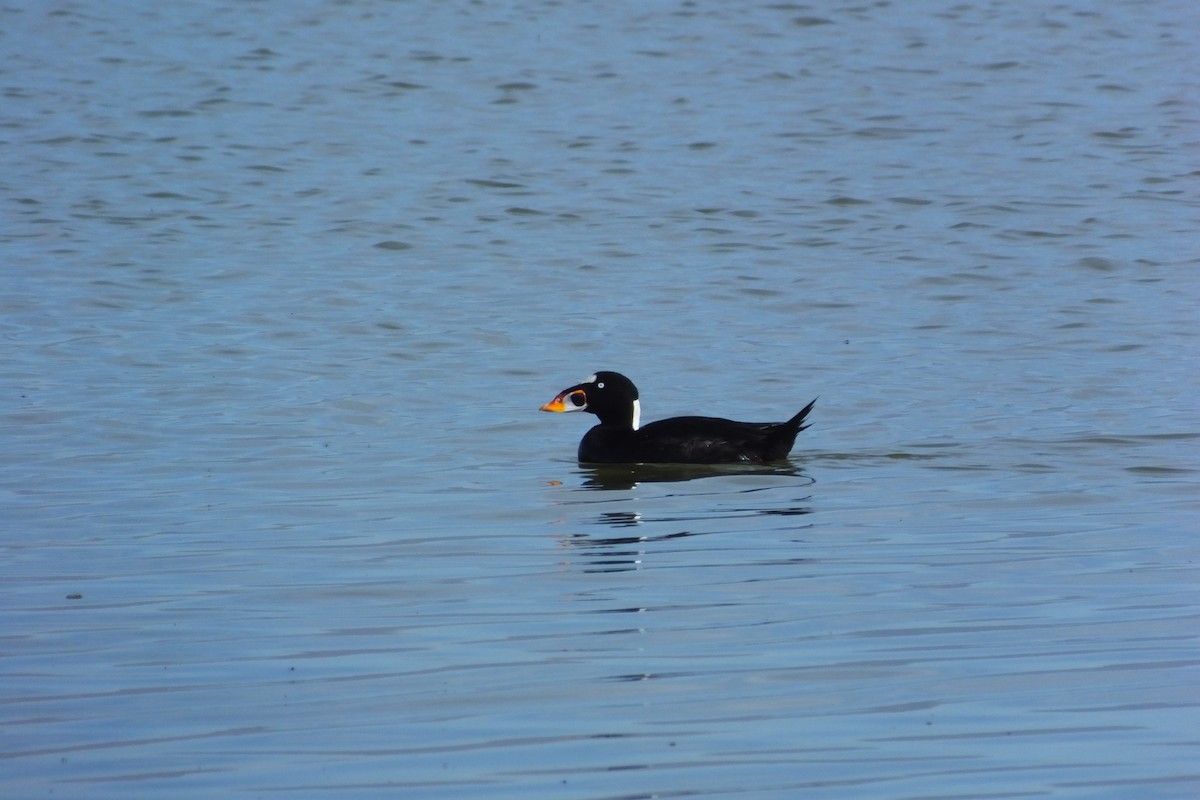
[3,1,1198,798]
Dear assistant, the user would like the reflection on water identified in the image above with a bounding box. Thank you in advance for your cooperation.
[555,469,816,571]
[561,529,693,573]
[593,510,645,527]
[577,462,813,490]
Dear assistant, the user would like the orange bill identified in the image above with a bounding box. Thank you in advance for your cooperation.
[539,389,585,412]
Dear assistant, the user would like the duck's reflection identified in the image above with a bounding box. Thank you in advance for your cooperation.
[561,529,695,573]
[596,510,642,527]
[553,466,815,572]
[578,462,807,490]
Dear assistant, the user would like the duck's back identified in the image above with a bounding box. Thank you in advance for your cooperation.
[580,416,798,464]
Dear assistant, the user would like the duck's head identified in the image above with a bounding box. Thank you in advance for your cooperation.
[539,371,641,430]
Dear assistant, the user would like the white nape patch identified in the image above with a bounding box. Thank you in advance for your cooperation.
[631,399,641,431]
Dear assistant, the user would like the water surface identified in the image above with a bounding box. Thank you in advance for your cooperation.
[2,1,1198,798]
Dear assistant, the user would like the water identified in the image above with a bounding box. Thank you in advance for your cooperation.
[3,1,1198,797]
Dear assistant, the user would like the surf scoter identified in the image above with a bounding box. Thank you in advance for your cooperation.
[539,371,816,464]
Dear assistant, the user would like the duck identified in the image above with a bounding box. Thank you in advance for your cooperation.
[539,371,816,464]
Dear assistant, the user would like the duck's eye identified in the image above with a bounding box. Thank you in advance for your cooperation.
[569,391,587,407]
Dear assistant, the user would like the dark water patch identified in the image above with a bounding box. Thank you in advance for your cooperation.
[465,178,525,189]
[1124,465,1196,476]
[137,109,194,118]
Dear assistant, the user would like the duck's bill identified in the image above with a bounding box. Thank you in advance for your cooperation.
[539,389,586,412]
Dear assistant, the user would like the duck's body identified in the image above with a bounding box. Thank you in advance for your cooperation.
[575,412,815,464]
[540,371,815,465]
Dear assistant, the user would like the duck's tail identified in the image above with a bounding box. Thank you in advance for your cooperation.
[785,397,817,433]
[761,397,817,461]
